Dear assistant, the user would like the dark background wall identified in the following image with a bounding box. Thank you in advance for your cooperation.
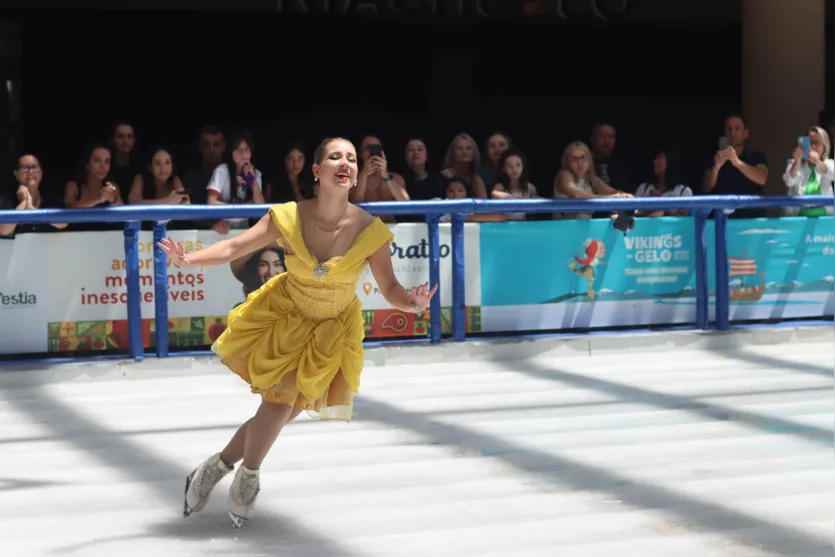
[16,12,741,196]
[4,0,829,199]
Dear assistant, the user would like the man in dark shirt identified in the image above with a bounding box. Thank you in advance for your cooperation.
[589,120,632,194]
[108,121,142,201]
[183,125,225,205]
[702,114,768,218]
[181,125,226,231]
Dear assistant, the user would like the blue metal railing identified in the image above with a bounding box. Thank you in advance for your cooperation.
[1,195,832,360]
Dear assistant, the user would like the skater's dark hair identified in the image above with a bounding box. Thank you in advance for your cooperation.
[313,137,351,164]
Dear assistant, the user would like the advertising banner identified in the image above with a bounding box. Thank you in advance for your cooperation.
[357,223,481,339]
[706,217,835,321]
[478,218,698,332]
[41,230,246,353]
[0,235,49,354]
[0,223,481,356]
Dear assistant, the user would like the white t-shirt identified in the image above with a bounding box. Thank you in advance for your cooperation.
[207,164,263,224]
[207,164,263,202]
[635,182,693,197]
[554,177,594,220]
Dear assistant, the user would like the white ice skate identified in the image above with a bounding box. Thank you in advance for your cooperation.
[183,453,233,517]
[227,465,260,528]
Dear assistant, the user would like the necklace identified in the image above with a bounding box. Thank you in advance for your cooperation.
[306,200,347,233]
[316,221,344,233]
[312,261,329,279]
[306,238,330,278]
[304,214,343,279]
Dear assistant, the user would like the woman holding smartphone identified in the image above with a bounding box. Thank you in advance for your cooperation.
[349,135,409,222]
[783,126,834,216]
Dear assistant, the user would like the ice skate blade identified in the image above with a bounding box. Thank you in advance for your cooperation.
[183,472,195,517]
[228,510,248,529]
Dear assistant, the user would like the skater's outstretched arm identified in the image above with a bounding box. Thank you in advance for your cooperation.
[368,241,438,313]
[159,213,281,268]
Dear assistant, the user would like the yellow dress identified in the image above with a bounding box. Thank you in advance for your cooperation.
[211,202,394,422]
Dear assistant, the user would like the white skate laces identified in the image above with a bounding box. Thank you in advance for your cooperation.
[183,453,233,517]
[228,465,261,528]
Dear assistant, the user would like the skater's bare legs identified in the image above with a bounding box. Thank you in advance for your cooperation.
[220,401,304,469]
[219,418,252,467]
[242,402,296,470]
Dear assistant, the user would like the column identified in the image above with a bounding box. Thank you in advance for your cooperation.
[742,0,826,195]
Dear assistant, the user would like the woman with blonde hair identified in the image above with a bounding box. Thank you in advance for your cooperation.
[783,126,834,216]
[553,141,631,219]
[440,132,487,198]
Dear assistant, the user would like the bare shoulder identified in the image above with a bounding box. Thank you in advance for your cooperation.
[64,180,80,197]
[349,203,377,229]
[555,169,572,181]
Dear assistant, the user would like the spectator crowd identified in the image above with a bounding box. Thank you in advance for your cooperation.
[2,109,834,239]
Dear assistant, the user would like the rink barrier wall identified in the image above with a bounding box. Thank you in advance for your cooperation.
[0,323,829,387]
[0,195,832,361]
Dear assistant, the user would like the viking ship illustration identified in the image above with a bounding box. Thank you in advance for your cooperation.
[728,256,765,302]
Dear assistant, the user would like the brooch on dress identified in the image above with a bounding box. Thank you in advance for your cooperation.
[312,262,328,278]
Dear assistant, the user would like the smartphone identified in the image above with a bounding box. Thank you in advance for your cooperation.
[798,136,811,158]
[367,143,383,159]
[718,136,731,150]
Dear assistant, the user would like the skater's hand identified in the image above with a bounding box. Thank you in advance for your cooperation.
[406,282,438,313]
[158,237,192,268]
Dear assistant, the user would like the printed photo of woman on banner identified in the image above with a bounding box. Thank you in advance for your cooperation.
[230,245,286,301]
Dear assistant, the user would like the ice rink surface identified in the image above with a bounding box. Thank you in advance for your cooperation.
[0,329,832,557]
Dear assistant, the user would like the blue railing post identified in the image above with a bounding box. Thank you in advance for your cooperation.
[123,222,144,361]
[693,209,709,329]
[451,213,467,341]
[714,210,730,330]
[426,215,443,344]
[152,222,169,357]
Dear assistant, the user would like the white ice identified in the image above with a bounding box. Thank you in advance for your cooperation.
[0,333,832,557]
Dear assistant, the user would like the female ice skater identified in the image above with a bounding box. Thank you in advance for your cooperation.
[158,137,438,527]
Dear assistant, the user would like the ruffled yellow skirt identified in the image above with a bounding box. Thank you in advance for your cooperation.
[211,274,365,422]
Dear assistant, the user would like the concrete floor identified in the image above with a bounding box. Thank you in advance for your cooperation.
[0,329,832,556]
